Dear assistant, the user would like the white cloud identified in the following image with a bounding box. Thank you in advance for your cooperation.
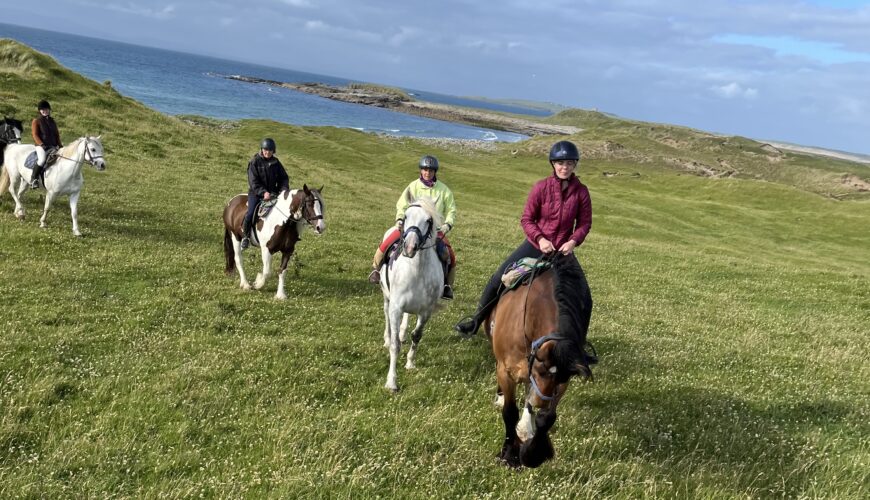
[105,3,176,20]
[711,82,759,99]
[280,0,313,7]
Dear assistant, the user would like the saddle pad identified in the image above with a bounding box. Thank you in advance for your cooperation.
[257,199,277,218]
[500,257,552,290]
[24,151,37,169]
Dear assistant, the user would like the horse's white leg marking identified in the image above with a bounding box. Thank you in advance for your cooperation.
[232,238,250,289]
[69,190,81,236]
[385,304,403,392]
[383,298,391,348]
[517,404,535,442]
[494,393,505,408]
[275,269,287,300]
[254,245,271,290]
[40,190,56,228]
[405,313,429,370]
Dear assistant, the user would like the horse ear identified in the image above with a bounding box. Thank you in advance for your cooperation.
[97,134,102,139]
[303,183,311,194]
[318,185,323,192]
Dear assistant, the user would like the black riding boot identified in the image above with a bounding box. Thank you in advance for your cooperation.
[454,277,501,337]
[240,219,251,249]
[30,164,43,189]
[441,262,453,300]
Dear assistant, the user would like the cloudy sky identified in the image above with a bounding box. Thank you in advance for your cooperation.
[5,1,870,154]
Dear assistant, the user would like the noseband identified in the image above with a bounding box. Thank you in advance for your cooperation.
[527,334,560,402]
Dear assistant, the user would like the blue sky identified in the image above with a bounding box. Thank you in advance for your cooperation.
[5,0,870,154]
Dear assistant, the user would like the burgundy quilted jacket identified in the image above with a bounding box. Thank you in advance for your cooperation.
[520,173,592,250]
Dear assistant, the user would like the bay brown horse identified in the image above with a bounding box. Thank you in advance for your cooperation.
[484,253,593,468]
[223,185,325,299]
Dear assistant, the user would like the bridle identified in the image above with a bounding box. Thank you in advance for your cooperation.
[301,192,324,225]
[56,137,104,167]
[400,204,436,256]
[522,252,562,403]
[0,120,22,144]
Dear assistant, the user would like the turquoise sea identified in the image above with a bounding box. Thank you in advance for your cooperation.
[0,23,535,142]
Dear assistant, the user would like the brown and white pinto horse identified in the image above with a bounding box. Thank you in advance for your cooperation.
[484,253,593,468]
[223,185,325,299]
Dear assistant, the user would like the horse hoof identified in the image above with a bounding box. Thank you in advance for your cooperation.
[385,384,399,393]
[73,232,82,237]
[241,283,251,290]
[275,294,286,300]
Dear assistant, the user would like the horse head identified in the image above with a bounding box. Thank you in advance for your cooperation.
[0,117,23,144]
[400,196,441,259]
[82,136,107,171]
[300,184,326,235]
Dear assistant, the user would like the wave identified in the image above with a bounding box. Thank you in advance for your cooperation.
[481,131,498,141]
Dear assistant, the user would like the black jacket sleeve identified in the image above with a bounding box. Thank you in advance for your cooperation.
[247,156,266,197]
[275,159,290,193]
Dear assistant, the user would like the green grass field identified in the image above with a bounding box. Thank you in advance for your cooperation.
[1,39,868,498]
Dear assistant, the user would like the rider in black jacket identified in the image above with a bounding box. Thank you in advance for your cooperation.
[241,138,289,249]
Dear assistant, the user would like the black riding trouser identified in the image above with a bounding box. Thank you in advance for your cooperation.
[242,193,260,236]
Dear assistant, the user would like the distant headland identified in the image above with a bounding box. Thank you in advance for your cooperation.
[222,74,581,137]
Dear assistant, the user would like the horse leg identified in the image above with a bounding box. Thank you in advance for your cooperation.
[516,402,536,442]
[39,190,56,229]
[275,252,292,300]
[232,238,250,290]
[398,312,410,343]
[497,368,521,468]
[253,246,272,290]
[382,298,391,348]
[11,176,26,219]
[405,313,429,370]
[69,190,81,236]
[385,304,403,392]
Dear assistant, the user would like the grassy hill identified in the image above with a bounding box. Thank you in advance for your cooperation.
[1,39,868,498]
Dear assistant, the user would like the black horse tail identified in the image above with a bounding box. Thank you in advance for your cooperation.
[224,228,236,275]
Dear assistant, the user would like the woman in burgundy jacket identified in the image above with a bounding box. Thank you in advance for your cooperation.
[455,140,593,346]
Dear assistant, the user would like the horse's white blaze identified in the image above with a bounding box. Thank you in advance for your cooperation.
[517,407,536,442]
[381,197,444,392]
[2,137,106,235]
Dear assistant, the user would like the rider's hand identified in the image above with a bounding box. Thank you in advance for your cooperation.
[263,192,271,201]
[558,240,577,255]
[396,219,404,231]
[439,223,451,234]
[538,237,555,253]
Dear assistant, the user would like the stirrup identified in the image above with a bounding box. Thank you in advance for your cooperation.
[441,285,454,300]
[31,179,40,189]
[240,237,250,249]
[368,269,381,284]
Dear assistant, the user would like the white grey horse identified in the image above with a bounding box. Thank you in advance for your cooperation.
[380,194,444,392]
[1,136,106,236]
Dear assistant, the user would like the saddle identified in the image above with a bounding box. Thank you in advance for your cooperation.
[257,199,277,219]
[24,148,60,170]
[500,257,552,291]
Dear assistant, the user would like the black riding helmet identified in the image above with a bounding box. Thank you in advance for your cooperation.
[261,137,276,152]
[549,140,580,163]
[37,100,52,111]
[419,155,439,171]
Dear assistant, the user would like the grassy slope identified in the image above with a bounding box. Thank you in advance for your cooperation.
[1,40,868,498]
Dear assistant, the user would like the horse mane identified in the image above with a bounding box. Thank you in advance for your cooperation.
[549,254,590,372]
[58,138,85,158]
[410,196,443,229]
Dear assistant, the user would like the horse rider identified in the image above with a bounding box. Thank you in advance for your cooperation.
[241,138,289,249]
[30,99,63,189]
[455,141,595,361]
[368,155,457,300]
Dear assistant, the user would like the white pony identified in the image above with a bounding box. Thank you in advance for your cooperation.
[380,193,444,392]
[0,136,106,236]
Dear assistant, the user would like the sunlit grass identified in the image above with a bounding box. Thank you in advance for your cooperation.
[1,39,868,498]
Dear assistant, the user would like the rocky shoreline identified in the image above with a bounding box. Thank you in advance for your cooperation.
[223,74,580,137]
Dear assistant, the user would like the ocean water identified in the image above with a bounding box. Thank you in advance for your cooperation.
[0,23,530,143]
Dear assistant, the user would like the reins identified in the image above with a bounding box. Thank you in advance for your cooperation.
[522,252,560,403]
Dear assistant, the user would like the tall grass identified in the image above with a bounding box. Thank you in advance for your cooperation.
[1,39,868,498]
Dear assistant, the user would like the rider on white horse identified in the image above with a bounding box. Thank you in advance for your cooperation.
[368,155,458,300]
[241,138,289,249]
[30,100,63,189]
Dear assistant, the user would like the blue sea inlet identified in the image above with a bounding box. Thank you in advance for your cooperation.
[0,23,532,143]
